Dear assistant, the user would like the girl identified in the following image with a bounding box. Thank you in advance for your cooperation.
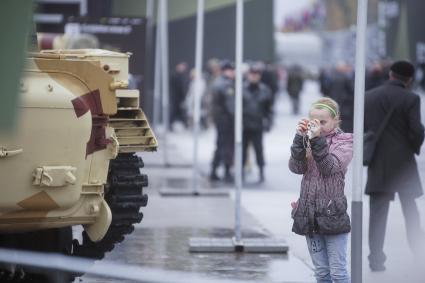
[289,97,353,283]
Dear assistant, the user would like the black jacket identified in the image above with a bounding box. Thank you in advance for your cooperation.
[242,82,272,131]
[286,69,304,97]
[329,71,354,132]
[364,80,425,196]
[211,75,235,124]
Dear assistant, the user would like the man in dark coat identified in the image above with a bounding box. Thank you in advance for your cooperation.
[365,60,425,271]
[209,61,235,182]
[242,66,273,183]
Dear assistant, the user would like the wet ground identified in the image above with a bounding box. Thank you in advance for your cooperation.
[79,227,296,283]
[76,82,425,283]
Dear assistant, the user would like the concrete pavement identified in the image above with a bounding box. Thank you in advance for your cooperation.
[79,81,425,282]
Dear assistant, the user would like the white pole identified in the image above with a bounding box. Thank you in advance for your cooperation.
[153,0,161,131]
[234,0,244,244]
[159,0,170,165]
[352,0,368,282]
[192,0,205,193]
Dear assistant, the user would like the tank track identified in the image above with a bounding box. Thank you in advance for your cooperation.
[71,153,148,273]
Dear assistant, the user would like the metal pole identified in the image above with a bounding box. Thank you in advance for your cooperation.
[377,0,387,58]
[143,0,155,121]
[234,0,244,244]
[192,0,205,193]
[159,0,170,165]
[352,0,368,282]
[153,0,161,131]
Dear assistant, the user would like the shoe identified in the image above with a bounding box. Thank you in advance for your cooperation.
[209,173,220,182]
[259,167,265,183]
[224,174,234,183]
[259,173,265,183]
[369,263,386,272]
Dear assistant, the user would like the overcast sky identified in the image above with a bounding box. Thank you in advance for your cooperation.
[274,0,316,27]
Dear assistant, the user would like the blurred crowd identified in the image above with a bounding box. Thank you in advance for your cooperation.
[319,59,425,133]
[168,59,282,132]
[169,58,425,133]
[168,57,425,183]
[168,59,282,183]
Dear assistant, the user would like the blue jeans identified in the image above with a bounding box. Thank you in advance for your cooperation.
[306,233,350,283]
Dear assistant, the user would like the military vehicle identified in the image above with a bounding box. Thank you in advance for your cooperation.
[0,49,157,282]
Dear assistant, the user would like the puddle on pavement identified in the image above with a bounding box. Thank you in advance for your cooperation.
[162,176,233,190]
[79,227,290,282]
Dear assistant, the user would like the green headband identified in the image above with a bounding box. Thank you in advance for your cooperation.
[312,103,338,117]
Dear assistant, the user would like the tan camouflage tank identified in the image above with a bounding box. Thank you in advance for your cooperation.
[0,49,157,282]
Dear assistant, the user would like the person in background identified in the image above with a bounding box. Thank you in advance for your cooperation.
[170,62,189,129]
[209,61,235,183]
[261,61,279,108]
[365,61,385,91]
[328,62,354,133]
[318,66,332,97]
[184,69,206,128]
[365,60,425,271]
[204,58,222,128]
[286,65,304,115]
[242,65,273,183]
[417,62,425,92]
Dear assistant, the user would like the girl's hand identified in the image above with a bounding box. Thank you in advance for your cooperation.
[308,119,321,139]
[296,118,309,135]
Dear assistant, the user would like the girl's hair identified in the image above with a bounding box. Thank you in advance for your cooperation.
[310,97,340,119]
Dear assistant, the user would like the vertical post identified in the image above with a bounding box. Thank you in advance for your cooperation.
[159,0,170,165]
[377,1,387,58]
[153,0,161,131]
[79,0,88,16]
[352,0,368,282]
[234,0,244,244]
[144,0,155,121]
[192,0,205,193]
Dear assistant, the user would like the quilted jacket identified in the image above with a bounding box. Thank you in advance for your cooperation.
[288,130,353,235]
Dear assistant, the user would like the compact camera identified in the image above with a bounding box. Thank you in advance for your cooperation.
[306,121,318,139]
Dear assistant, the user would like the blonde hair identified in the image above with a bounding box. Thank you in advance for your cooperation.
[310,97,341,130]
[310,97,340,119]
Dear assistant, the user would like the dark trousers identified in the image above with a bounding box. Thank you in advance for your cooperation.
[289,95,300,115]
[211,121,234,168]
[242,129,264,168]
[368,192,424,266]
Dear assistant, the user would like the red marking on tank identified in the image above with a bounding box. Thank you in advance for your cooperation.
[86,115,111,156]
[71,96,89,117]
[71,90,110,157]
[71,89,103,117]
[39,35,54,50]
